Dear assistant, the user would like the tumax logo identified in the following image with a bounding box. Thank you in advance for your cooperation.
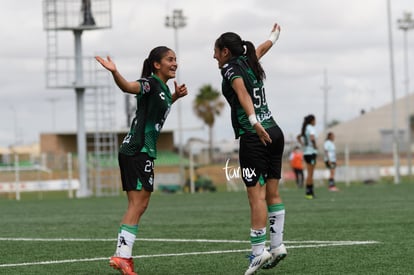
[222,158,256,182]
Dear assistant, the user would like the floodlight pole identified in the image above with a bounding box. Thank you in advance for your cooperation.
[321,69,331,132]
[397,11,414,178]
[10,106,18,146]
[165,9,187,186]
[42,0,112,198]
[387,0,400,184]
[74,29,89,197]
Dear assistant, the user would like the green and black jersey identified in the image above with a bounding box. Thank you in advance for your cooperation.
[119,74,172,159]
[220,56,276,139]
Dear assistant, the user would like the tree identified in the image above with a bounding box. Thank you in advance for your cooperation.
[193,84,225,163]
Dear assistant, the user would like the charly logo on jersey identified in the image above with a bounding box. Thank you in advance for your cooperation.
[159,92,165,100]
[122,133,132,144]
[155,123,162,132]
[154,106,171,132]
[224,66,234,80]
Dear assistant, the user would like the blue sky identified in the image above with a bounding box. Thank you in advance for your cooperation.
[0,0,414,148]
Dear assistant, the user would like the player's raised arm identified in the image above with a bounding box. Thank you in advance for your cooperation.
[95,56,141,94]
[256,23,281,60]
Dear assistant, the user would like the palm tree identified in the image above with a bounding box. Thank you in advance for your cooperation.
[193,84,225,163]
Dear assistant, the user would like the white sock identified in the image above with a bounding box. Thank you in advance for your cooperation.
[115,226,137,258]
[268,205,285,249]
[250,227,266,256]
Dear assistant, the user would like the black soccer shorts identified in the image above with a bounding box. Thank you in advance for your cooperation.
[304,154,317,165]
[118,152,155,192]
[239,125,284,187]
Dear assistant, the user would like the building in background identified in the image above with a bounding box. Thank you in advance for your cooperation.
[319,92,414,154]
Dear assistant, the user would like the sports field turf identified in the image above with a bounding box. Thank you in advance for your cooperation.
[0,181,413,274]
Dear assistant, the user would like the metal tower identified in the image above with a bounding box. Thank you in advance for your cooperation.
[85,67,119,196]
[43,0,118,197]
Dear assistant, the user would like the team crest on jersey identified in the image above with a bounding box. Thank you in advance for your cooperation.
[142,81,151,94]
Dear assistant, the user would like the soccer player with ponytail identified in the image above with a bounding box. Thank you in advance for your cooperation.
[297,114,318,199]
[214,23,287,274]
[95,46,187,275]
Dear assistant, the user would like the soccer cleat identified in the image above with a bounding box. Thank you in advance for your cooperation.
[305,194,314,200]
[244,249,272,275]
[329,186,339,192]
[109,256,138,275]
[262,243,287,269]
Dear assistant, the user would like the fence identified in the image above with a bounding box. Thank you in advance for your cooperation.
[0,153,78,200]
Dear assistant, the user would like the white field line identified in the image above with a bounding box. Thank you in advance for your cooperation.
[0,238,379,268]
[0,237,379,245]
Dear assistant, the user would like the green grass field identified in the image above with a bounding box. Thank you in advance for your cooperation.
[0,182,413,274]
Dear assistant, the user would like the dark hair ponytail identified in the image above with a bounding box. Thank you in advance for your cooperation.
[215,33,265,81]
[300,114,316,145]
[244,40,266,81]
[141,46,172,78]
[141,58,152,78]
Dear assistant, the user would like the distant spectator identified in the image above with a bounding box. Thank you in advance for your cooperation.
[289,146,304,188]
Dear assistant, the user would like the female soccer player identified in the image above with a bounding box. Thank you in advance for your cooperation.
[297,114,318,199]
[324,131,339,191]
[95,46,188,275]
[214,23,287,275]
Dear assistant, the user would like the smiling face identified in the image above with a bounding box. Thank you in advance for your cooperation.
[154,50,177,83]
[213,46,231,69]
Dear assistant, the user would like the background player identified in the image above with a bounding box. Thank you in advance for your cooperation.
[297,114,318,199]
[324,132,339,191]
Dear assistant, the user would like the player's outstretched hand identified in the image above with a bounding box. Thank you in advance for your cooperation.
[95,56,117,73]
[268,23,281,44]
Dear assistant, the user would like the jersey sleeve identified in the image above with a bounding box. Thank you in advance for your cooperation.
[307,125,316,136]
[220,62,243,84]
[137,77,152,95]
